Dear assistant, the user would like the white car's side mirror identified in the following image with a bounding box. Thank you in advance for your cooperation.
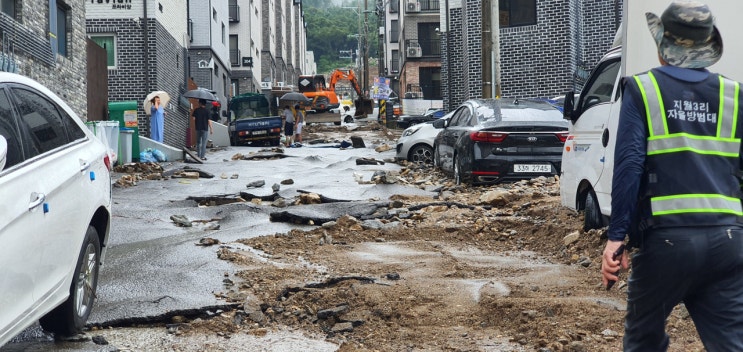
[0,135,7,171]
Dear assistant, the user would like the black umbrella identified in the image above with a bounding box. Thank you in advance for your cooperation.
[279,92,310,103]
[183,88,218,101]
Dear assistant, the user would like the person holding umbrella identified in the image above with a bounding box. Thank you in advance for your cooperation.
[145,91,170,143]
[192,99,212,160]
[282,105,295,147]
[149,96,165,142]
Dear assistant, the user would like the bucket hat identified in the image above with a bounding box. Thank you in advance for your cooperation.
[646,0,722,68]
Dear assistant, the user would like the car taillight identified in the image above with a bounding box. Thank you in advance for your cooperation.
[555,131,569,143]
[103,154,112,171]
[469,131,508,143]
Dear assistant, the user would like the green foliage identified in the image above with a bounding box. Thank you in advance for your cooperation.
[303,1,378,74]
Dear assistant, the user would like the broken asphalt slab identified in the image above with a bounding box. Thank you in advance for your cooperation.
[269,201,389,225]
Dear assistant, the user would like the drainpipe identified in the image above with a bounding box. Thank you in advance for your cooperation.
[143,0,150,94]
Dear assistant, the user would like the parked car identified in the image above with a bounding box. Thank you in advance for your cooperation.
[433,98,568,185]
[395,111,454,164]
[396,108,445,129]
[0,73,112,346]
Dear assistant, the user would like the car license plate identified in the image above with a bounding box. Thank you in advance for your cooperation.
[252,130,267,135]
[514,164,551,173]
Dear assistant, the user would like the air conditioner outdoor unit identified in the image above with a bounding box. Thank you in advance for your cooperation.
[276,81,285,87]
[407,46,422,58]
[260,82,271,90]
[406,0,420,13]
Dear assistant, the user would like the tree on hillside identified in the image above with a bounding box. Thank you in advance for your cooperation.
[303,1,378,74]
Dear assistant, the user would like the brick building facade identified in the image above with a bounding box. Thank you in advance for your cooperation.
[440,0,621,110]
[1,1,88,119]
[86,1,191,148]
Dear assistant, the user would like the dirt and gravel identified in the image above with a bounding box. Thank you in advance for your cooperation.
[100,123,705,352]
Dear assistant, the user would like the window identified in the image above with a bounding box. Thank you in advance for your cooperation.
[229,35,239,66]
[390,20,399,43]
[90,35,116,68]
[0,88,23,168]
[578,59,620,113]
[389,0,398,13]
[1,0,16,19]
[11,87,70,154]
[222,23,226,44]
[390,50,399,73]
[213,8,217,21]
[55,2,71,57]
[499,0,536,27]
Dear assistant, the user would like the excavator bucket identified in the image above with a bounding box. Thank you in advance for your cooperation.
[354,98,374,117]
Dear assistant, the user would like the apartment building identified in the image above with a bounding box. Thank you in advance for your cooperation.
[228,0,262,95]
[378,0,621,111]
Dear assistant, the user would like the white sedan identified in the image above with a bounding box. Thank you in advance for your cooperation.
[0,73,112,346]
[395,111,453,164]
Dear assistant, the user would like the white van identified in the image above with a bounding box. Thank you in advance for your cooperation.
[560,0,743,231]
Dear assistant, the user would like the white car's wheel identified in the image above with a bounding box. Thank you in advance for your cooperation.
[40,226,100,336]
[409,144,434,164]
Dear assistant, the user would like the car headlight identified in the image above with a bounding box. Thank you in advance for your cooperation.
[402,124,423,137]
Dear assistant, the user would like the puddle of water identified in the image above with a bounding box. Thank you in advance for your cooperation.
[350,242,438,262]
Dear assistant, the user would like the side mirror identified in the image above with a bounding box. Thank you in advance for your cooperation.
[432,118,446,129]
[0,135,7,171]
[563,91,576,121]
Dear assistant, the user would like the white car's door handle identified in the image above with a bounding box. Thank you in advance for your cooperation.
[80,160,91,172]
[29,192,46,211]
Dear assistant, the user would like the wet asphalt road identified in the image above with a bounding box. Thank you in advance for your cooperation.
[1,133,436,351]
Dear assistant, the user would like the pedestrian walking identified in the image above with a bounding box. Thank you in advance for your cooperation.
[294,104,304,144]
[601,1,743,351]
[149,95,165,143]
[192,99,212,160]
[283,105,295,146]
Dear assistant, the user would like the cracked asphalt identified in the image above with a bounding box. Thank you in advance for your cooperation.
[2,130,432,351]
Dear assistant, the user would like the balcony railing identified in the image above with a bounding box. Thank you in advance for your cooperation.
[229,4,240,22]
[405,39,440,57]
[419,0,439,11]
[230,48,241,67]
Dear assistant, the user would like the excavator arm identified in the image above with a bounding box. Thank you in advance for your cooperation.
[328,69,372,116]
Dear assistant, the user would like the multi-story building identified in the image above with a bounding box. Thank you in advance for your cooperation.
[259,0,308,91]
[228,0,262,95]
[1,0,88,119]
[188,0,231,104]
[87,0,314,147]
[439,0,621,110]
[378,0,621,111]
[86,0,191,147]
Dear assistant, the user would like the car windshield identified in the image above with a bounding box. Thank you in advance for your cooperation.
[476,99,562,123]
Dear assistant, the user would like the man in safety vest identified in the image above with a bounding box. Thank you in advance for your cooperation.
[601,1,743,350]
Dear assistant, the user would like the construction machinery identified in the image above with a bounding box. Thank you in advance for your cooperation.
[298,69,374,124]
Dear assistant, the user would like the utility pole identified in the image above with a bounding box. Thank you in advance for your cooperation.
[363,0,370,98]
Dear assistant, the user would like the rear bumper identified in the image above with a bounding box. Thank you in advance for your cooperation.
[469,156,562,184]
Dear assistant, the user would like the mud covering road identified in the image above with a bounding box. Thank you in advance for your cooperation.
[4,123,705,352]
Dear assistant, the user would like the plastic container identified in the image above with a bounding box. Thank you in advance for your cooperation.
[109,101,139,160]
[86,121,119,164]
[119,128,134,164]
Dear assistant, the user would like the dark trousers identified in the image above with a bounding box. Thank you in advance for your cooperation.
[624,225,743,351]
